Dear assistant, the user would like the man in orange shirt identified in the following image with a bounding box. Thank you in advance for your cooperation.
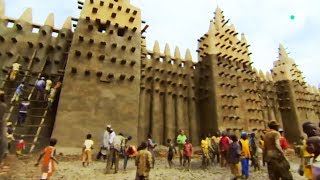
[35,138,59,180]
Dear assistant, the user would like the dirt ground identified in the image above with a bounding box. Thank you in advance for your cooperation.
[0,147,306,180]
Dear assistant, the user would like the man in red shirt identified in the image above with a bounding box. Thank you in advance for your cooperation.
[279,129,289,151]
[219,131,230,167]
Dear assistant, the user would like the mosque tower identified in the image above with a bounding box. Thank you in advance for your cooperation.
[271,44,320,142]
[196,6,265,136]
[53,0,142,146]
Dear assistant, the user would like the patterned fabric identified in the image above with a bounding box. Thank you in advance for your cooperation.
[135,149,152,177]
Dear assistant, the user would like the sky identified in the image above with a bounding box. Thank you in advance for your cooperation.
[3,0,319,87]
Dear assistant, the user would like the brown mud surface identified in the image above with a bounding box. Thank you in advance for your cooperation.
[0,147,305,180]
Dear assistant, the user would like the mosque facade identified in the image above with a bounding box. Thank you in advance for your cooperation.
[0,0,319,149]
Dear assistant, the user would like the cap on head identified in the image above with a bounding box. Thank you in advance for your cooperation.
[41,77,45,80]
[0,90,4,95]
[241,131,247,137]
[7,122,12,126]
[268,120,279,128]
[279,128,284,132]
[106,124,111,128]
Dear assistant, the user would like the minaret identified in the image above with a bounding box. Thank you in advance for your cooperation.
[53,0,142,146]
[271,44,319,143]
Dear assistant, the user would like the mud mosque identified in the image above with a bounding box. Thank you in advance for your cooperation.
[0,0,319,150]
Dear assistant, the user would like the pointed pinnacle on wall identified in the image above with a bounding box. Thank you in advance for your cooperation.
[229,24,236,34]
[164,43,171,57]
[44,13,54,27]
[259,70,266,81]
[153,40,160,54]
[0,0,4,18]
[266,72,273,82]
[214,6,224,30]
[279,43,288,59]
[208,20,217,34]
[241,33,248,45]
[62,17,72,29]
[174,46,181,60]
[185,49,193,62]
[19,8,33,23]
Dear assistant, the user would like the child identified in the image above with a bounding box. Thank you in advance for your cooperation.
[183,139,192,170]
[147,134,157,168]
[166,139,177,168]
[82,134,94,167]
[201,135,210,169]
[227,135,241,180]
[16,135,25,156]
[35,138,59,180]
[6,128,15,151]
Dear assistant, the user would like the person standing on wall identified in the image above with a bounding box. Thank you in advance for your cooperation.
[35,77,46,100]
[44,77,52,99]
[11,82,25,103]
[176,129,187,166]
[17,98,30,126]
[9,62,21,81]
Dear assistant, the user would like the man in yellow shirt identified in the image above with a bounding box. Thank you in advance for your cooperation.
[239,132,251,179]
[299,138,313,180]
[9,62,21,81]
[201,135,210,169]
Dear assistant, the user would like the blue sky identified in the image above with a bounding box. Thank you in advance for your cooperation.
[3,0,319,87]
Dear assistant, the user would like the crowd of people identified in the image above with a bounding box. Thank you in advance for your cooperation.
[1,79,320,179]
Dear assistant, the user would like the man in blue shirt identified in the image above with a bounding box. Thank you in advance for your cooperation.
[35,77,46,100]
[11,82,25,103]
[17,98,30,126]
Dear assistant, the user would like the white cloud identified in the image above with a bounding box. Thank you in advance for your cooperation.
[3,0,319,86]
